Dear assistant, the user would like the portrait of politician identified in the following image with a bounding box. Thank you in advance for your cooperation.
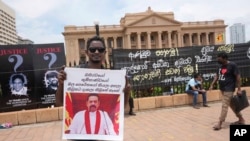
[9,73,28,96]
[44,70,59,94]
[68,93,117,135]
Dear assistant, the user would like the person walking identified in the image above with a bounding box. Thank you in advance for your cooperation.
[209,52,245,130]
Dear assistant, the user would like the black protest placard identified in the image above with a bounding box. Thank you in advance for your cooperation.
[0,45,36,112]
[32,43,66,107]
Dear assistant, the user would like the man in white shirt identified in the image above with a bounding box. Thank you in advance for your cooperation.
[185,73,209,109]
[69,94,116,135]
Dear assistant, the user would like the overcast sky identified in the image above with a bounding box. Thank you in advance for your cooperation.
[2,0,250,44]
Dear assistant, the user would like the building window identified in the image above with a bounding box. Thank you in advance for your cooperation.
[131,36,135,42]
[117,37,123,48]
[151,36,154,41]
[141,36,144,41]
[161,35,165,40]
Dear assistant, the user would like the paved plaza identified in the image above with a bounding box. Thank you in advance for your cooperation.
[0,101,249,141]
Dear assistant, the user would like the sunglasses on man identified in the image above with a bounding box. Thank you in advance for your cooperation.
[88,47,105,53]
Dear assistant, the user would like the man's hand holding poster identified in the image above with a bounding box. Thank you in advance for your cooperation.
[62,67,126,141]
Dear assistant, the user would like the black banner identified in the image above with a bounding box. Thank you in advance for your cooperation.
[112,43,250,90]
[0,45,36,112]
[32,43,65,108]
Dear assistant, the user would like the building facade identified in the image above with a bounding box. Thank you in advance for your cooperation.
[230,23,245,44]
[0,0,18,45]
[17,36,34,44]
[63,7,227,67]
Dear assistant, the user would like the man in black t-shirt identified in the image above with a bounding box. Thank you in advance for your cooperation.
[209,52,245,130]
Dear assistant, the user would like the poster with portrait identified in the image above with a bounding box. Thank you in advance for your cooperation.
[62,68,126,141]
[32,43,65,108]
[0,45,36,112]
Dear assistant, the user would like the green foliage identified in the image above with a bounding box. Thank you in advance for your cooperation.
[131,77,250,98]
[152,87,162,96]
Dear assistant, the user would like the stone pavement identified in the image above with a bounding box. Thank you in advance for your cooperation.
[0,101,249,141]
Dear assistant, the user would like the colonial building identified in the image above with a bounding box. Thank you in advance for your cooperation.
[62,7,227,67]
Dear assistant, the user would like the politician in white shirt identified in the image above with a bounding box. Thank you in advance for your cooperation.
[69,94,116,135]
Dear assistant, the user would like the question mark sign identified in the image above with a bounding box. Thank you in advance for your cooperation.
[8,54,23,73]
[44,53,57,69]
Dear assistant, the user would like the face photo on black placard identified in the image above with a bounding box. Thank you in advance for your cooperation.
[9,73,28,96]
[44,70,59,94]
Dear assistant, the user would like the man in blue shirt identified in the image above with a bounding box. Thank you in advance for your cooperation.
[185,73,209,109]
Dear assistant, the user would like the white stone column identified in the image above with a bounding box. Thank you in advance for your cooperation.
[177,32,182,47]
[158,31,162,48]
[76,39,80,66]
[147,32,151,49]
[174,32,178,47]
[85,38,89,62]
[127,33,131,49]
[206,32,209,45]
[189,33,192,46]
[137,32,141,49]
[197,33,200,46]
[122,35,125,49]
[113,36,117,49]
[168,31,172,48]
[104,38,110,68]
[65,39,71,66]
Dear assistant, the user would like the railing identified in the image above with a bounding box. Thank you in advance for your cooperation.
[130,78,250,98]
[182,20,224,26]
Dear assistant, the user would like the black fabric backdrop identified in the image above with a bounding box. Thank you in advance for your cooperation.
[112,43,250,89]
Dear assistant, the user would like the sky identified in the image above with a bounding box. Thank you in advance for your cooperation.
[2,0,250,44]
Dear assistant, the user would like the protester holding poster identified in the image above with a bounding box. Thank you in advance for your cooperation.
[56,35,130,141]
